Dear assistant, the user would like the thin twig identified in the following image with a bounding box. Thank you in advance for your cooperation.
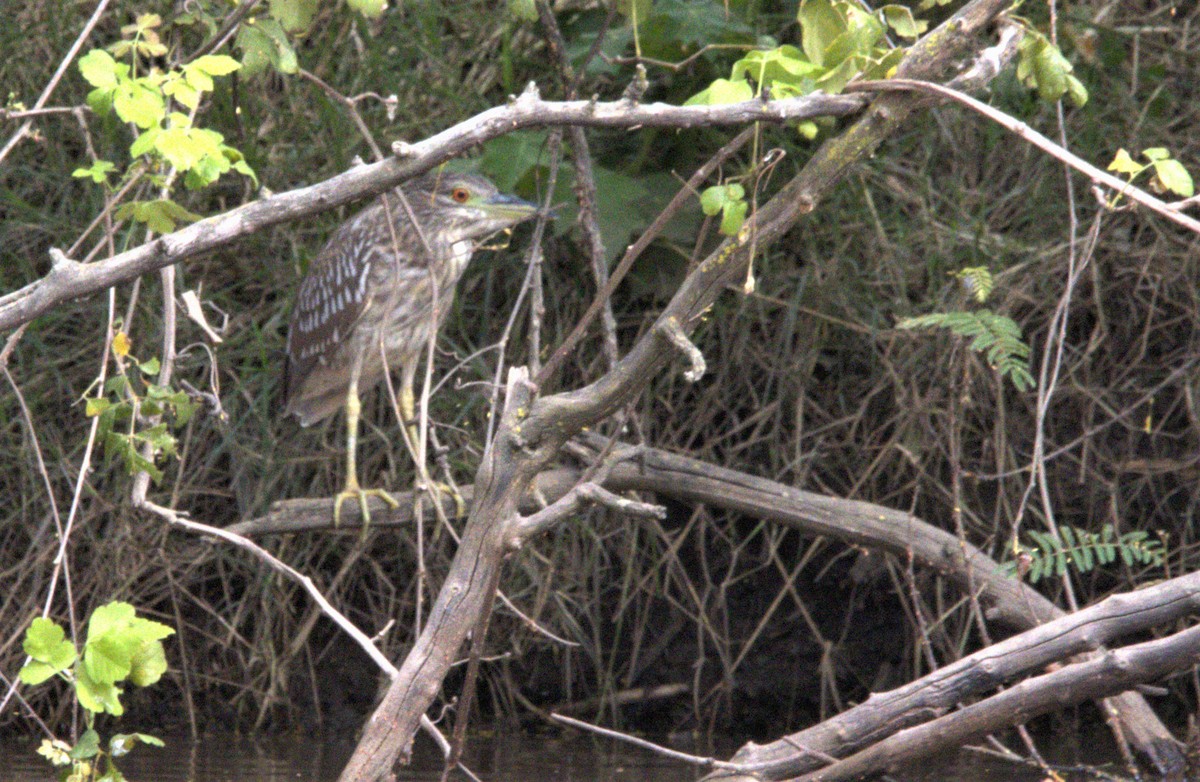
[845,78,1200,235]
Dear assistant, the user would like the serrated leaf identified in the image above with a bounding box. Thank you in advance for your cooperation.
[824,6,885,63]
[236,19,298,75]
[19,661,57,685]
[1152,159,1194,197]
[22,617,78,673]
[191,54,240,77]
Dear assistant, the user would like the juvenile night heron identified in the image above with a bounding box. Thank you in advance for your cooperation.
[284,171,539,523]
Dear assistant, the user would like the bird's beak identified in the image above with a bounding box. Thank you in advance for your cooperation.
[482,192,541,223]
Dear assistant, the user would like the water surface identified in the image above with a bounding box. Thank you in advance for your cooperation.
[0,731,1081,781]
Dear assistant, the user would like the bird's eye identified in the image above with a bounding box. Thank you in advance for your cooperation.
[450,187,470,203]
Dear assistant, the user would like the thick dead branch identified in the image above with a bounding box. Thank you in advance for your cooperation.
[781,624,1200,782]
[245,440,1194,780]
[0,91,864,333]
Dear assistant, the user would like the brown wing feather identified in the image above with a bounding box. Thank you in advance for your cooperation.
[284,203,387,420]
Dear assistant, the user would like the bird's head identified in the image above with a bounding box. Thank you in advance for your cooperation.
[407,171,540,244]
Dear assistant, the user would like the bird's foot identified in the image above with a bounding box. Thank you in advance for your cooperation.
[333,485,400,529]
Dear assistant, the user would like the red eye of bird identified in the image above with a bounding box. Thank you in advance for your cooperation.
[450,187,470,203]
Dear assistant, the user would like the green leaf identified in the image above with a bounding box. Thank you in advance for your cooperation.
[798,0,843,66]
[1064,74,1088,107]
[116,200,203,234]
[1142,147,1170,161]
[346,0,387,18]
[269,0,319,33]
[731,46,822,97]
[1152,159,1195,197]
[823,6,884,65]
[70,729,101,760]
[75,666,124,715]
[163,74,201,110]
[19,661,58,685]
[128,639,169,687]
[1107,148,1141,175]
[83,603,174,688]
[236,19,298,75]
[78,49,123,90]
[113,80,166,129]
[699,183,743,216]
[22,617,78,677]
[700,185,727,216]
[85,632,140,685]
[814,55,861,94]
[684,77,753,106]
[880,5,925,39]
[73,160,117,184]
[139,357,162,375]
[508,0,537,21]
[719,199,748,236]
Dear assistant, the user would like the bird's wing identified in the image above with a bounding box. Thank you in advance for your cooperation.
[284,204,392,403]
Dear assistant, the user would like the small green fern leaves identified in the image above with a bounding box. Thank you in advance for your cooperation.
[953,266,994,303]
[897,310,1035,391]
[1004,525,1165,583]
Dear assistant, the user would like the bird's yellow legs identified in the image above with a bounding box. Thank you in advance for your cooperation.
[333,371,398,528]
[399,370,466,519]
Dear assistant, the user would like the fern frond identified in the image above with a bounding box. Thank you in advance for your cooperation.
[1003,524,1165,583]
[897,309,1036,391]
[953,266,994,303]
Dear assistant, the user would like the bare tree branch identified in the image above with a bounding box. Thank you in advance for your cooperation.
[0,91,865,334]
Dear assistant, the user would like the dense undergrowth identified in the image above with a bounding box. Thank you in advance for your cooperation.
[1,0,1198,748]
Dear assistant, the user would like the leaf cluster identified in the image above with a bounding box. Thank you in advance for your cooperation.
[1108,147,1195,199]
[78,47,252,196]
[86,333,197,484]
[700,182,748,236]
[21,602,174,716]
[23,603,170,780]
[686,0,924,112]
[1016,29,1089,107]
